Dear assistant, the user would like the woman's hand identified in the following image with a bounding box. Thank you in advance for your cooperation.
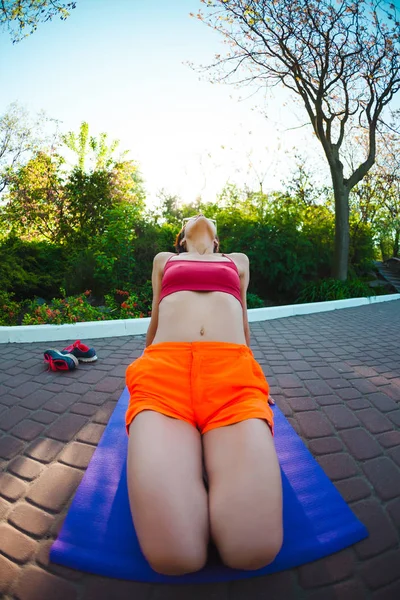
[268,394,275,406]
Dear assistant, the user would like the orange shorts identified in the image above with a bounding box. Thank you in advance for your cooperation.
[125,342,273,436]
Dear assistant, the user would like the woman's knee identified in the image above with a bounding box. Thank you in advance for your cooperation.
[219,533,283,571]
[147,544,208,576]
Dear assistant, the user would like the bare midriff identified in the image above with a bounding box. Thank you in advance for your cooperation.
[152,291,246,345]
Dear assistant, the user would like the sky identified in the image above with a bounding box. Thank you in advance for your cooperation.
[0,0,333,207]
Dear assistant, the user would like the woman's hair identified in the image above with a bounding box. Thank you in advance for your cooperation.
[174,218,220,254]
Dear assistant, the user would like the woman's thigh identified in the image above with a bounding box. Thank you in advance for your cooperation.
[203,418,283,570]
[127,410,209,574]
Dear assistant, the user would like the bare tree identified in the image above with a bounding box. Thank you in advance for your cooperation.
[195,0,400,279]
[0,0,76,43]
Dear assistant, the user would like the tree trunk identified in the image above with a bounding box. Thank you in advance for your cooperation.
[394,228,400,258]
[332,179,350,280]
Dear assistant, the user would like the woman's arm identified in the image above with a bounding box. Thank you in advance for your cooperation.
[232,253,251,347]
[145,252,171,347]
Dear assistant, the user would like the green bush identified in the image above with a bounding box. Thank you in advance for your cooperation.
[22,292,110,325]
[296,277,387,303]
[246,292,265,308]
[0,235,66,301]
[0,291,24,326]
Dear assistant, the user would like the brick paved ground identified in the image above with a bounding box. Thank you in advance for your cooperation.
[0,300,400,600]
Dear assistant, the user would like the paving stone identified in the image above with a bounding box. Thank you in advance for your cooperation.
[308,437,344,455]
[45,413,87,442]
[11,419,46,441]
[322,405,360,430]
[388,410,400,427]
[76,422,105,445]
[346,397,372,410]
[335,477,372,503]
[228,571,296,600]
[271,365,293,375]
[372,580,400,600]
[0,553,20,595]
[43,383,65,393]
[27,462,83,512]
[37,538,84,580]
[58,442,96,469]
[282,387,309,398]
[316,453,359,481]
[377,430,400,448]
[315,579,368,600]
[8,502,54,537]
[9,381,43,399]
[0,406,31,431]
[78,369,107,384]
[13,565,78,600]
[19,389,54,410]
[0,523,38,563]
[325,378,351,390]
[0,471,27,501]
[335,387,362,400]
[64,382,92,395]
[383,384,400,401]
[354,365,379,377]
[80,390,110,406]
[298,548,355,588]
[24,437,64,463]
[314,367,340,379]
[94,376,124,393]
[42,399,69,413]
[70,402,98,416]
[304,380,333,395]
[5,373,33,388]
[7,456,43,480]
[296,370,320,380]
[315,394,342,406]
[388,445,400,468]
[352,499,398,559]
[340,428,383,460]
[360,549,400,590]
[387,498,400,528]
[356,408,394,434]
[362,457,400,501]
[82,575,154,600]
[93,401,117,424]
[0,435,25,460]
[296,411,334,438]
[30,410,58,425]
[0,496,11,520]
[368,376,391,387]
[285,396,318,411]
[350,378,379,394]
[367,392,399,412]
[275,374,303,389]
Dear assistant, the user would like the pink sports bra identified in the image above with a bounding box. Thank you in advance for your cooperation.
[159,254,242,306]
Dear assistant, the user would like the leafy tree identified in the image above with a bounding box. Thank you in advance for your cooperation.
[5,151,67,242]
[62,121,126,172]
[196,0,400,280]
[0,0,76,43]
[0,102,57,194]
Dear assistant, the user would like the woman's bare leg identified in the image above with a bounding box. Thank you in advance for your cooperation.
[203,418,283,571]
[127,411,209,575]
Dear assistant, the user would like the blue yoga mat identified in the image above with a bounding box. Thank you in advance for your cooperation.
[50,387,368,583]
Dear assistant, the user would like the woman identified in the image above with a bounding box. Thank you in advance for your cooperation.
[125,214,283,576]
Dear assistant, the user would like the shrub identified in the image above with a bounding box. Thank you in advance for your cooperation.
[0,291,24,326]
[246,293,265,308]
[296,277,388,303]
[22,291,111,325]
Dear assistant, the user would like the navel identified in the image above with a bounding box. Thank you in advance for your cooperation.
[200,326,205,336]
